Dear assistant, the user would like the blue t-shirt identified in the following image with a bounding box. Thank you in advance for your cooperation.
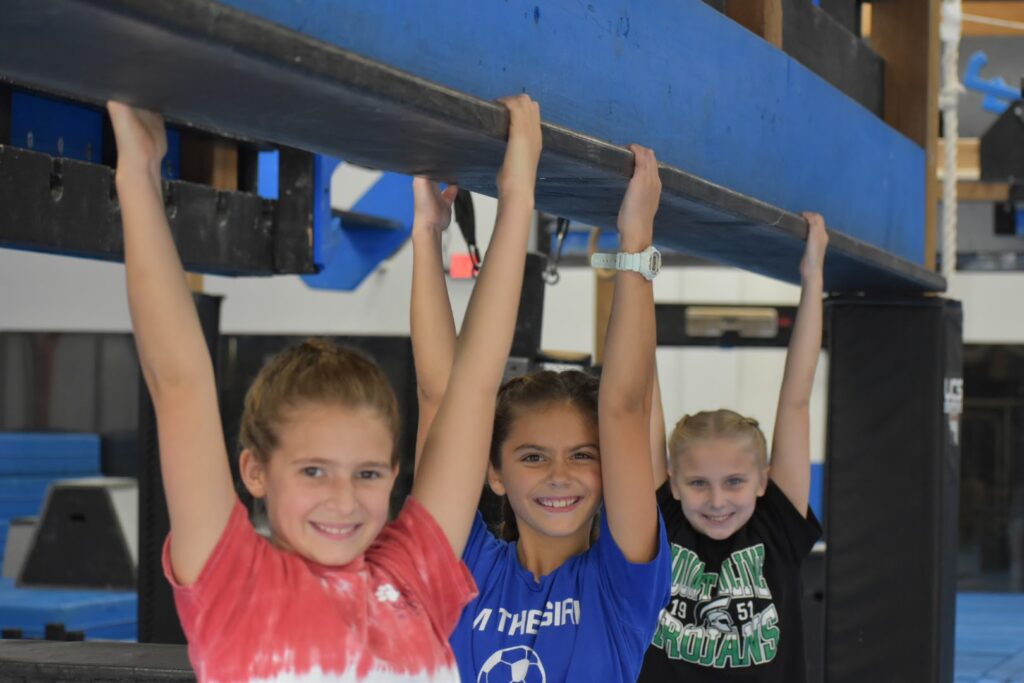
[450,508,672,683]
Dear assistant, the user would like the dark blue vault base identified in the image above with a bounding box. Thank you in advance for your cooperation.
[0,0,943,292]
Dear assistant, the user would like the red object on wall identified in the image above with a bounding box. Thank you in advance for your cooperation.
[449,252,475,279]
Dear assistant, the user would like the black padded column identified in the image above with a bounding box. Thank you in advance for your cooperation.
[824,297,961,682]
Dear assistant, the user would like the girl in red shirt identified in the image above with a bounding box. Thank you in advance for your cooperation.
[108,93,542,682]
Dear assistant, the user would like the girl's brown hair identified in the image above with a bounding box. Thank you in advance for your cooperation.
[239,339,400,464]
[668,409,768,468]
[489,369,599,541]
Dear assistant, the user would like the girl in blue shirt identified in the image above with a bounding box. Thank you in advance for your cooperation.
[411,144,672,683]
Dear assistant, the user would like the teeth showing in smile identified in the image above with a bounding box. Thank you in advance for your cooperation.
[704,513,733,522]
[536,497,581,510]
[312,521,358,537]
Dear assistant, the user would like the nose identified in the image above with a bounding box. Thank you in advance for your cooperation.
[546,458,571,487]
[709,485,726,510]
[326,476,357,515]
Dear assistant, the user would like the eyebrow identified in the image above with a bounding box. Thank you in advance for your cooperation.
[513,443,599,453]
[684,472,749,479]
[293,458,391,469]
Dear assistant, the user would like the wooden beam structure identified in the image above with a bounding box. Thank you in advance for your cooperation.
[936,140,1013,201]
[725,0,784,47]
[961,1,1024,36]
[937,138,982,180]
[953,181,1011,202]
[867,0,942,270]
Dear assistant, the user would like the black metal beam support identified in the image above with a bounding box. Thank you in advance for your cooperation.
[273,147,316,274]
[0,143,315,275]
[0,0,943,293]
[0,83,10,146]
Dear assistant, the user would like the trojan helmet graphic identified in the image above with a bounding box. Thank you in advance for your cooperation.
[697,596,737,635]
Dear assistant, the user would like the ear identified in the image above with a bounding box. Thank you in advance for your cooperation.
[756,467,770,497]
[239,448,268,499]
[667,468,683,501]
[487,462,507,497]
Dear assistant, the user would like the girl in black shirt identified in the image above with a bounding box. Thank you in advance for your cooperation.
[639,213,828,683]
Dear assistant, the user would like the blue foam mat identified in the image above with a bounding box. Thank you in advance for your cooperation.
[0,579,136,641]
[955,593,1024,682]
[0,433,100,476]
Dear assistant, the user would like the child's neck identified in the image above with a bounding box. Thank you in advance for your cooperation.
[515,523,591,582]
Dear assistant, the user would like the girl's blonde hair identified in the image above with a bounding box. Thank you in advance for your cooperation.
[239,339,400,464]
[668,409,768,468]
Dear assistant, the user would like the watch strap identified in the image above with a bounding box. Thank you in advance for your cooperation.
[617,252,641,272]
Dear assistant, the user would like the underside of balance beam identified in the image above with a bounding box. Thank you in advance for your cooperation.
[0,0,943,292]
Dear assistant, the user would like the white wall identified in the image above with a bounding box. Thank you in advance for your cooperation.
[948,273,1024,344]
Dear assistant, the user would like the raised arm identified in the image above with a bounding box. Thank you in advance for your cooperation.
[650,360,669,489]
[768,212,828,515]
[411,95,542,556]
[109,102,235,585]
[410,179,459,470]
[599,145,662,563]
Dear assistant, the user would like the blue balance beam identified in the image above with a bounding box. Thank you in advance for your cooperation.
[218,0,925,266]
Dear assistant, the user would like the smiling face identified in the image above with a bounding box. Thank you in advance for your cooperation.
[240,402,397,567]
[489,401,602,546]
[669,436,768,540]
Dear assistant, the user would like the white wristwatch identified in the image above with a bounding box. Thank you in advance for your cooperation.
[590,245,661,280]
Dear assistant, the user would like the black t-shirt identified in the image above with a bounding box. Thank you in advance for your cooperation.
[638,479,821,682]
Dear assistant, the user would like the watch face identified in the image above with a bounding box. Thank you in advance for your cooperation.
[650,250,662,273]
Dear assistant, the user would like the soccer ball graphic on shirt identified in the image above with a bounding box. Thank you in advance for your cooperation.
[477,645,547,683]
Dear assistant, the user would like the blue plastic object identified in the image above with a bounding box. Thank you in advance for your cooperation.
[217,0,926,265]
[964,51,1020,115]
[0,578,136,641]
[302,162,414,291]
[256,149,280,200]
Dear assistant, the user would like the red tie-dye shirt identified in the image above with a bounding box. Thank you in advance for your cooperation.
[163,497,477,682]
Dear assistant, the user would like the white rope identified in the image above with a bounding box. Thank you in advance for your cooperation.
[940,0,964,281]
[962,12,1024,33]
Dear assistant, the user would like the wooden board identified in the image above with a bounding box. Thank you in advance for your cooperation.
[869,0,941,269]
